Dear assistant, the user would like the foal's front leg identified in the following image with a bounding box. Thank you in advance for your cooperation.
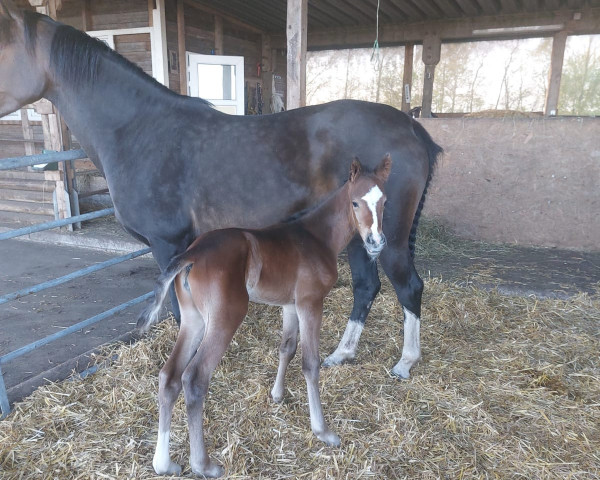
[271,305,299,403]
[297,299,340,447]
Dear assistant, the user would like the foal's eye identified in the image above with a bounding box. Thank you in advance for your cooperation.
[352,201,359,208]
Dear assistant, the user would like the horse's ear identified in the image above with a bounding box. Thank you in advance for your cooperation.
[375,153,392,183]
[0,0,20,20]
[349,157,362,183]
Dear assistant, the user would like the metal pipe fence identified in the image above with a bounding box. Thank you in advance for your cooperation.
[0,150,154,418]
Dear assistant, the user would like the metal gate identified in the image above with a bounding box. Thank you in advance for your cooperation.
[0,149,153,418]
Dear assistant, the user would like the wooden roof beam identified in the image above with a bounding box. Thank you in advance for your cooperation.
[183,0,265,34]
[271,8,600,49]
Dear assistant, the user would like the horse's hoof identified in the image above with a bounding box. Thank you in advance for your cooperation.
[270,390,284,403]
[316,429,341,447]
[153,459,182,476]
[191,461,224,478]
[322,352,353,368]
[391,359,418,379]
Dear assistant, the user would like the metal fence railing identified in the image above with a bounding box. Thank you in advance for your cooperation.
[0,150,153,418]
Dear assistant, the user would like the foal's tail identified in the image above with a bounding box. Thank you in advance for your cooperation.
[136,254,193,333]
[408,119,444,258]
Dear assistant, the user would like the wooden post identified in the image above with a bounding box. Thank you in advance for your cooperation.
[81,0,91,31]
[20,109,36,156]
[401,43,414,112]
[286,0,307,110]
[421,35,441,118]
[214,15,223,55]
[177,0,187,94]
[151,0,169,87]
[544,30,568,116]
[261,34,273,114]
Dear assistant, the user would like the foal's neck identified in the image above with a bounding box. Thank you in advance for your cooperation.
[299,182,356,256]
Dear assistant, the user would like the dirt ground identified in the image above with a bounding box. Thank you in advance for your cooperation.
[0,216,598,412]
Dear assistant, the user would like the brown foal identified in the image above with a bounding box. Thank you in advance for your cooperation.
[137,155,391,477]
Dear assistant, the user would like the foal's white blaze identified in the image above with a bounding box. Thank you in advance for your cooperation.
[391,308,421,379]
[362,185,384,243]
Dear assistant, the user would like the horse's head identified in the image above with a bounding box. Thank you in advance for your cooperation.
[0,0,49,117]
[348,154,392,259]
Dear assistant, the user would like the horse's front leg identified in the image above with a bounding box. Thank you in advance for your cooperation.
[271,305,299,403]
[150,238,189,325]
[297,298,340,447]
[153,310,205,475]
[323,236,380,367]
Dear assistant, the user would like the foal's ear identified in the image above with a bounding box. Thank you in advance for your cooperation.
[375,153,392,183]
[349,157,362,183]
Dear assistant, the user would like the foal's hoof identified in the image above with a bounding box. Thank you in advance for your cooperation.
[191,461,224,478]
[153,459,182,476]
[316,429,341,447]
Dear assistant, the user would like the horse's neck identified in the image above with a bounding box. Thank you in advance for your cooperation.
[43,51,174,169]
[300,184,355,256]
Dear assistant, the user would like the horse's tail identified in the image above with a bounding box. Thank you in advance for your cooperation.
[136,253,193,333]
[408,119,443,258]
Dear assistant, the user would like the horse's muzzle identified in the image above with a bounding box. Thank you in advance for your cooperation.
[365,233,386,257]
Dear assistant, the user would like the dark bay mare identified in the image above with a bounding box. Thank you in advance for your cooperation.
[0,1,442,379]
[138,157,391,477]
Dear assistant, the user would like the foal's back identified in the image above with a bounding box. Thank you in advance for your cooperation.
[180,222,338,310]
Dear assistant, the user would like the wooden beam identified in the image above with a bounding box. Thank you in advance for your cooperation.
[20,109,35,156]
[81,0,91,31]
[214,15,223,55]
[261,34,273,114]
[271,9,600,49]
[401,43,414,112]
[421,35,440,118]
[177,0,186,95]
[286,0,307,110]
[544,30,567,116]
[183,0,263,34]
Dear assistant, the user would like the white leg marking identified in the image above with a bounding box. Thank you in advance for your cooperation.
[391,308,421,379]
[362,185,383,243]
[322,321,364,367]
[153,429,181,475]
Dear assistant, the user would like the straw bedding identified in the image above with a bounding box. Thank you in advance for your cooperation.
[1,263,598,479]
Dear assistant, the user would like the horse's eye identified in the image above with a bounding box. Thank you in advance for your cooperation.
[352,201,359,208]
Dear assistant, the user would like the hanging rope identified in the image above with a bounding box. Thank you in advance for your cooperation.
[370,0,381,70]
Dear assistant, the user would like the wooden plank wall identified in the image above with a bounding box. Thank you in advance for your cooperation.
[114,33,153,76]
[58,0,150,30]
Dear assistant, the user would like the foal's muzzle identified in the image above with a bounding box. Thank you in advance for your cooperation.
[365,233,386,257]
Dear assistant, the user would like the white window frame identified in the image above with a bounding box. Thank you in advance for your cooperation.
[86,0,168,87]
[187,53,245,115]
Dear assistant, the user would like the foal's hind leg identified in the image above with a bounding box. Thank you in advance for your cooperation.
[271,305,299,403]
[323,236,380,367]
[182,302,247,478]
[153,305,206,475]
[379,246,423,379]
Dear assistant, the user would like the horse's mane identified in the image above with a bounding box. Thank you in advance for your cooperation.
[23,10,210,106]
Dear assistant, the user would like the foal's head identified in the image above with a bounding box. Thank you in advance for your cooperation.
[348,154,392,259]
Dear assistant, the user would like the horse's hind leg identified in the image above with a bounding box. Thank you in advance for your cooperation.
[323,236,380,367]
[153,294,206,475]
[297,298,340,446]
[271,305,299,402]
[379,245,423,379]
[182,301,247,478]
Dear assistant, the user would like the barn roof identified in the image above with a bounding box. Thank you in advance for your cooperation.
[191,0,600,48]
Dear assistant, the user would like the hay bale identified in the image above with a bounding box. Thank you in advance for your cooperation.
[1,263,599,479]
